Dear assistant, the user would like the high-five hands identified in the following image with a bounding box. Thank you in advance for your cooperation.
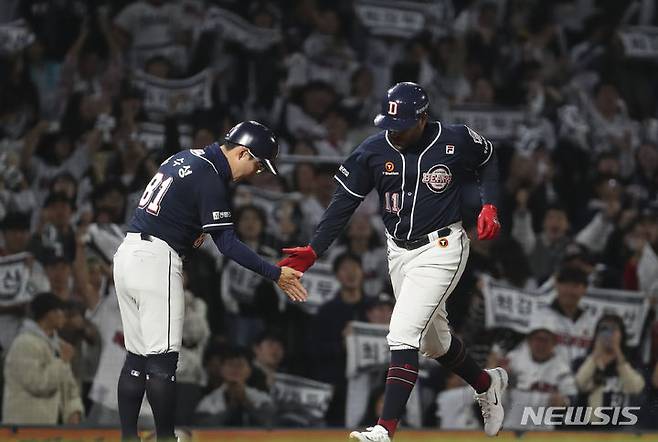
[277,245,318,272]
[277,266,308,302]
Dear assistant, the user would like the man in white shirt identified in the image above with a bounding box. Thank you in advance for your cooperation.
[543,266,598,366]
[503,314,577,431]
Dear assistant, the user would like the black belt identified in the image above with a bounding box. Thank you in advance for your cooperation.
[139,233,153,242]
[128,231,184,258]
[392,227,451,250]
[127,230,154,241]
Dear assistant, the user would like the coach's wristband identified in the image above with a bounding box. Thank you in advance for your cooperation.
[267,263,282,281]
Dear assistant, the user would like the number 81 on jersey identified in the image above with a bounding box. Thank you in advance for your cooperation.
[138,172,173,216]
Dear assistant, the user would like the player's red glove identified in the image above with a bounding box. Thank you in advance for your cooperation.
[477,204,500,240]
[277,245,318,273]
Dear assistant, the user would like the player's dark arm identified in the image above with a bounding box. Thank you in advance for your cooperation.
[211,229,281,281]
[279,148,371,271]
[309,186,362,256]
[470,137,501,240]
[475,147,500,206]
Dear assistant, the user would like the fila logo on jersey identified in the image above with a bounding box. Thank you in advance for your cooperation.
[339,165,350,177]
[422,164,452,193]
[388,101,398,115]
[213,211,231,220]
[446,144,454,154]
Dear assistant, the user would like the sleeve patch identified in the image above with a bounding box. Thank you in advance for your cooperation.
[465,125,484,145]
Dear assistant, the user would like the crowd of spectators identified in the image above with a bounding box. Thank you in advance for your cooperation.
[1,0,658,431]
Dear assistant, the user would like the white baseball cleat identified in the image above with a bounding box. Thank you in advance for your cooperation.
[474,367,508,436]
[349,424,391,441]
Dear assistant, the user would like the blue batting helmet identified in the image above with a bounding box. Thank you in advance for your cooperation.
[224,121,279,175]
[374,82,429,131]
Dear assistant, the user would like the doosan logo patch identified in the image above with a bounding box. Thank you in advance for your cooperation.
[213,211,221,220]
[422,164,452,193]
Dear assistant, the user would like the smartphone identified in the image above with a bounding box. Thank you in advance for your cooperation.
[599,323,615,349]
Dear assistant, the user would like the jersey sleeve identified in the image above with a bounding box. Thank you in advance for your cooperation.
[197,172,233,232]
[460,125,494,170]
[333,149,374,200]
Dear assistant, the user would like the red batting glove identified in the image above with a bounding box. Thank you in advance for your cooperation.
[477,204,500,240]
[277,245,318,273]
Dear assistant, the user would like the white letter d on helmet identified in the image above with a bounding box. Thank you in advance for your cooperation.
[388,101,398,115]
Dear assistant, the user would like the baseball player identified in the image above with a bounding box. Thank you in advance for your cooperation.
[279,82,506,440]
[113,121,307,441]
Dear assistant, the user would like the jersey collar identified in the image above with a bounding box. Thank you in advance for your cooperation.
[205,143,232,180]
[550,299,584,322]
[385,121,440,153]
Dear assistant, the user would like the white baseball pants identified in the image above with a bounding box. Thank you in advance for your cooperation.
[113,233,184,355]
[386,222,469,358]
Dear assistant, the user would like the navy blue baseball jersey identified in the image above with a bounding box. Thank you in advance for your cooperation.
[129,143,233,255]
[334,122,493,240]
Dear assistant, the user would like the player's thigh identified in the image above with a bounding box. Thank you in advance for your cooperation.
[419,231,470,357]
[387,230,469,350]
[113,243,146,355]
[387,266,454,350]
[386,241,406,299]
[138,251,185,354]
[420,308,452,358]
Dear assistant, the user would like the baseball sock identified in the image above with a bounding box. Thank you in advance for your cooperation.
[118,352,147,440]
[377,349,419,437]
[435,334,491,393]
[145,352,179,440]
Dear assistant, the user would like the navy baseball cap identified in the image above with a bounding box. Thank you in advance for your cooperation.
[224,121,279,175]
[374,82,429,131]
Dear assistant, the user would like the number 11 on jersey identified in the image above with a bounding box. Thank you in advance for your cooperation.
[384,191,401,214]
[138,172,173,216]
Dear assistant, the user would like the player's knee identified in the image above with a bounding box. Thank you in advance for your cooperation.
[386,329,420,351]
[121,352,147,378]
[420,330,452,359]
[146,352,179,382]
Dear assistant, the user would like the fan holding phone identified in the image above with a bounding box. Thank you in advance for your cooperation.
[574,314,645,424]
